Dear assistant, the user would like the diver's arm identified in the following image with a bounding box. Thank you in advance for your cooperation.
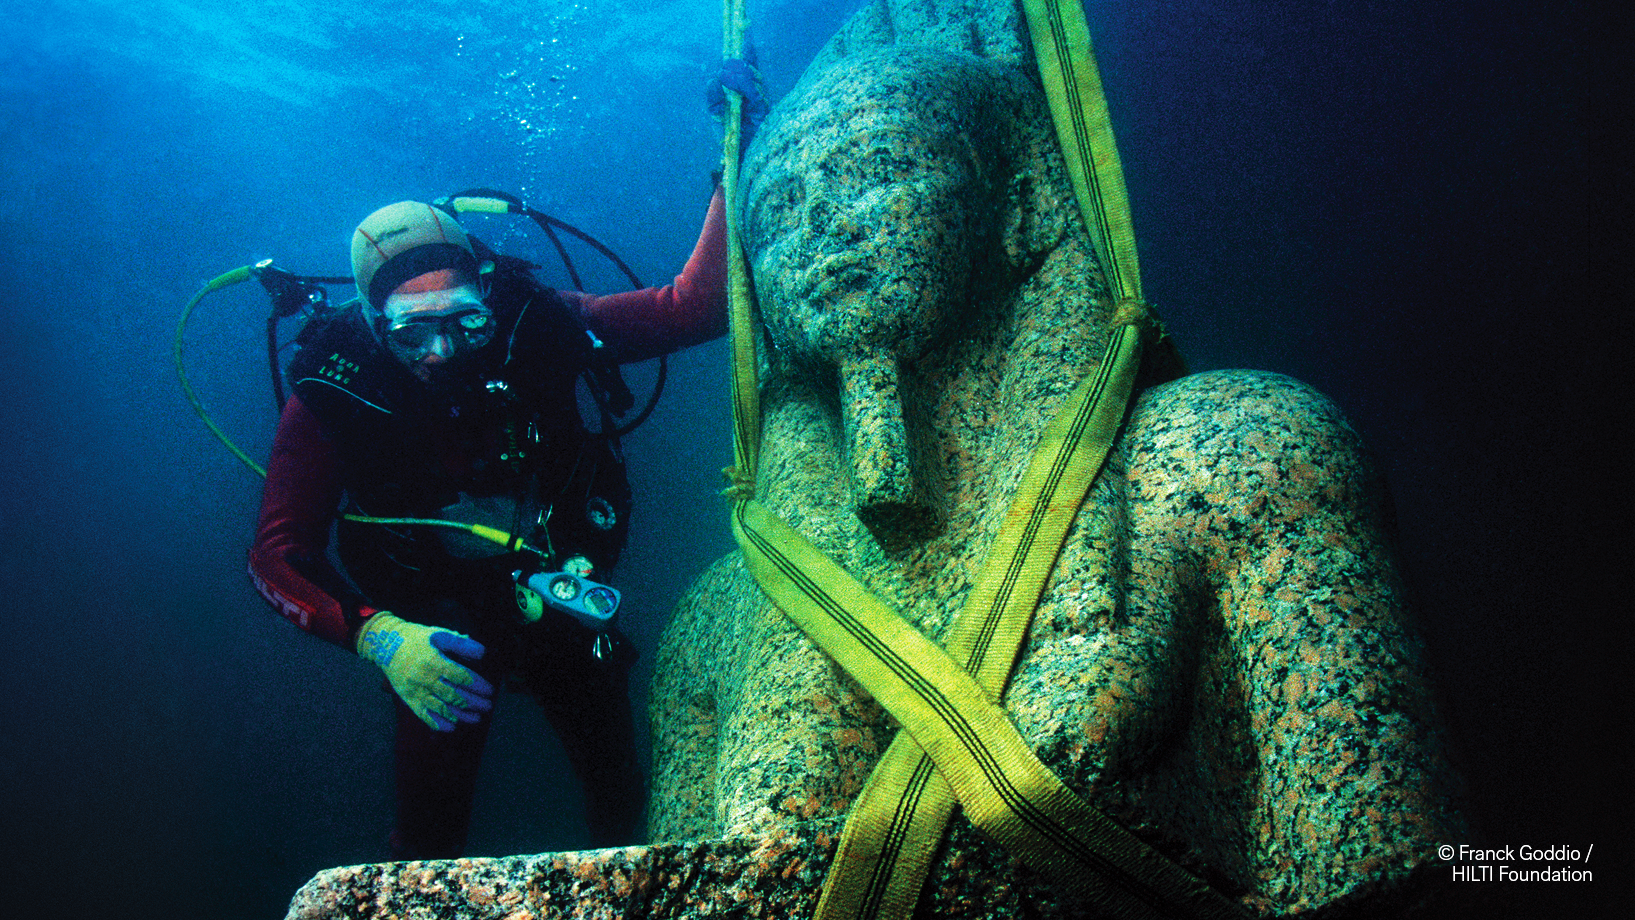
[568,185,729,363]
[251,400,493,727]
[249,395,379,649]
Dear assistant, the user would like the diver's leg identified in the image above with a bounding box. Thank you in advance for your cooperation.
[388,693,495,859]
[524,627,644,847]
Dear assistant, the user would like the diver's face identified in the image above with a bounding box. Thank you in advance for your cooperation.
[379,282,492,383]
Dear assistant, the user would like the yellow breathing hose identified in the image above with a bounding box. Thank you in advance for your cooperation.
[174,266,267,477]
[340,516,533,554]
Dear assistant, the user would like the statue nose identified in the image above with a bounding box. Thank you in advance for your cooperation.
[839,353,940,548]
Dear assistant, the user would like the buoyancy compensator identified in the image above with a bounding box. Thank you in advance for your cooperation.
[175,190,666,651]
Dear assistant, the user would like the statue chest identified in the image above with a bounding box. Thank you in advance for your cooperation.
[709,476,1197,839]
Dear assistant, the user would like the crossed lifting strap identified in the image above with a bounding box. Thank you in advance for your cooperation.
[734,317,1251,920]
[716,0,1243,917]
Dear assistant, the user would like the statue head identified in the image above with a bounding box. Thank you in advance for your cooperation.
[740,49,1082,547]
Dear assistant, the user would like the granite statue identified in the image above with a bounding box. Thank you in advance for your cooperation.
[286,4,1463,917]
[645,46,1464,918]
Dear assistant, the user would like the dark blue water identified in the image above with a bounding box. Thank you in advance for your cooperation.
[1,2,1604,918]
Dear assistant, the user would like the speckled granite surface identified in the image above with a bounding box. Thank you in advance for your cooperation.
[651,37,1464,920]
[285,3,1464,917]
[287,820,1106,919]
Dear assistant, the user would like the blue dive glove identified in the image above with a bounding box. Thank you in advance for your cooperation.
[356,612,495,731]
[707,56,769,145]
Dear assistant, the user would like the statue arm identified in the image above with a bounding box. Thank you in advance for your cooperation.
[1160,370,1460,911]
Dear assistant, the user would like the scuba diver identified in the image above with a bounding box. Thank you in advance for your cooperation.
[248,183,728,858]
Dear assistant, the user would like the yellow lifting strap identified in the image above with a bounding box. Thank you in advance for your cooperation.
[733,322,1241,920]
[1024,0,1144,304]
[807,4,1170,916]
[806,315,1139,920]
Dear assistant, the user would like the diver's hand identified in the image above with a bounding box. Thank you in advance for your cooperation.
[707,56,769,141]
[356,612,495,731]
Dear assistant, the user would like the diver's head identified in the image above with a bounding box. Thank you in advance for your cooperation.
[351,201,494,382]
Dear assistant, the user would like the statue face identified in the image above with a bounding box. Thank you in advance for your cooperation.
[743,101,990,546]
[744,118,982,366]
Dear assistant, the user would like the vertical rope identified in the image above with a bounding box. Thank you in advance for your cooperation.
[721,0,761,494]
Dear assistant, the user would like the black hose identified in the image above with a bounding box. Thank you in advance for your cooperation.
[268,313,286,409]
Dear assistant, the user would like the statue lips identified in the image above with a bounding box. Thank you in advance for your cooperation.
[802,250,871,305]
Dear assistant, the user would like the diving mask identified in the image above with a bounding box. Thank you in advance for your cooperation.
[384,307,495,358]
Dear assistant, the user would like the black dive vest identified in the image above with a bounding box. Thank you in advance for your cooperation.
[286,277,632,607]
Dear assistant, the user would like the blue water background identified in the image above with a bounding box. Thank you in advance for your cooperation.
[0,1,1606,917]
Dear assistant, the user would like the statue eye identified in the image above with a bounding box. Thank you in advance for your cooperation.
[862,145,919,181]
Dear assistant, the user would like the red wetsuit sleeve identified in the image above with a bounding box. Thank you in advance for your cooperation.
[248,395,376,650]
[566,186,729,363]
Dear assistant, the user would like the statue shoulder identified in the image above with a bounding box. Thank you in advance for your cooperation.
[1121,369,1392,557]
[1127,369,1361,456]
